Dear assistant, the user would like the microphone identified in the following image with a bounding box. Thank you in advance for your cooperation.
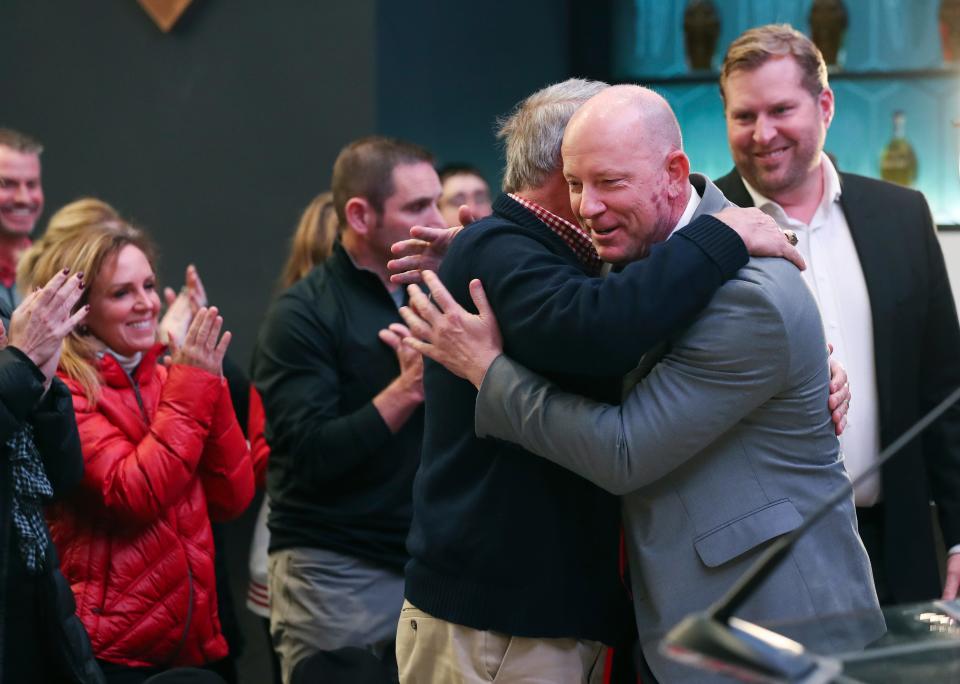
[662,383,960,682]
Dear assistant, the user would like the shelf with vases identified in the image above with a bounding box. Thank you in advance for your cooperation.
[618,65,960,87]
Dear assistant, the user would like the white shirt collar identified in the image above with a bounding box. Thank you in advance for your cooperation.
[742,153,842,224]
[667,182,702,238]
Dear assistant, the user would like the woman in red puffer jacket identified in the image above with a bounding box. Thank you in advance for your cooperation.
[19,198,254,683]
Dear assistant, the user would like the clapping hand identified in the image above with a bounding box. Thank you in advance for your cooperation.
[166,306,231,377]
[8,269,88,389]
[378,322,424,399]
[159,264,208,346]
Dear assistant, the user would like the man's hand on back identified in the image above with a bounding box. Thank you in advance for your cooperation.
[388,225,462,285]
[388,207,476,286]
[713,206,806,271]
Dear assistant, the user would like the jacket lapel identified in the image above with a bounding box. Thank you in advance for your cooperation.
[714,169,755,208]
[837,174,897,428]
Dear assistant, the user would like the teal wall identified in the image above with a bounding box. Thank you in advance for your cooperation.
[376,0,570,193]
[616,0,960,223]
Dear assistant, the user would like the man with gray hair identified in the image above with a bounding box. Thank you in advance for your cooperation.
[395,78,804,682]
[0,128,44,310]
[400,83,884,683]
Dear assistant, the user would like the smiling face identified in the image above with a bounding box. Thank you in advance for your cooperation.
[562,91,689,265]
[723,56,833,204]
[0,145,44,236]
[85,244,162,356]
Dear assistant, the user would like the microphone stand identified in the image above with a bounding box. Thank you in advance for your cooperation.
[662,384,960,682]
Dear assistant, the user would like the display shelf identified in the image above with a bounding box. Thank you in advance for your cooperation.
[619,66,960,86]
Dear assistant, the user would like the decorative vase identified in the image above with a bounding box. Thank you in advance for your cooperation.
[940,0,960,63]
[809,0,848,67]
[880,111,918,187]
[683,0,720,72]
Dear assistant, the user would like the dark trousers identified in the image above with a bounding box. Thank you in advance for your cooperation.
[98,661,227,684]
[261,617,283,684]
[857,504,892,605]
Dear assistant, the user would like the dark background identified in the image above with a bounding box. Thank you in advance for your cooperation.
[0,1,603,680]
[0,0,603,368]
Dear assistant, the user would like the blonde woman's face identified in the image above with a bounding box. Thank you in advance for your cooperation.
[84,244,161,356]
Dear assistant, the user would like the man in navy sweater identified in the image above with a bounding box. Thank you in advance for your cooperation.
[393,79,809,683]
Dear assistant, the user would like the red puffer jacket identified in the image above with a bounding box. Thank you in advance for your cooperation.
[47,345,254,668]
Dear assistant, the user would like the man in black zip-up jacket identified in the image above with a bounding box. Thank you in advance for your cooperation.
[254,136,446,683]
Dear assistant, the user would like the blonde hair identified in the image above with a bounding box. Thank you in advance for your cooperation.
[720,24,828,102]
[18,198,157,403]
[279,191,339,289]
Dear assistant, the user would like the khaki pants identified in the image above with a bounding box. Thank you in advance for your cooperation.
[396,601,607,683]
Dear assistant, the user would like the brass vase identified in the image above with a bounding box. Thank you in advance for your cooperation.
[940,0,960,62]
[683,0,720,71]
[809,0,848,66]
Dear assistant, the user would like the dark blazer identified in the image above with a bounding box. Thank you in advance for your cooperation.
[716,168,960,602]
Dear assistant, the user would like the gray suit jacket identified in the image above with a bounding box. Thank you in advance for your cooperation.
[475,176,885,682]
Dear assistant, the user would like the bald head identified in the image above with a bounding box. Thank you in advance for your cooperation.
[564,85,682,160]
[561,84,692,265]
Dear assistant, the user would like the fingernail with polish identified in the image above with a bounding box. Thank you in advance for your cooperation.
[62,268,70,275]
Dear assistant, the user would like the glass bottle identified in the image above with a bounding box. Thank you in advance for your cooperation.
[880,111,918,186]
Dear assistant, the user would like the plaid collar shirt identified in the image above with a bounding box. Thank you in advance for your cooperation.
[508,193,603,276]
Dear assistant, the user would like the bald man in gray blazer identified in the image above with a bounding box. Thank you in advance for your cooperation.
[400,85,884,683]
[474,240,884,681]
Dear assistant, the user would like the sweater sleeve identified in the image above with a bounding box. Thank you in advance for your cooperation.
[449,214,746,377]
[253,291,393,487]
[0,348,84,497]
[31,376,85,497]
[0,346,46,444]
[69,364,222,525]
[198,377,255,522]
[247,385,271,489]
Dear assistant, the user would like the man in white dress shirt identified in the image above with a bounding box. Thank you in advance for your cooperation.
[714,23,960,603]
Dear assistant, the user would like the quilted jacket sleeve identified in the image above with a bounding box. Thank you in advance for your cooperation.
[197,378,254,522]
[247,385,270,489]
[69,363,223,524]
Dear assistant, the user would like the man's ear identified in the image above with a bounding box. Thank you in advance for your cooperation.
[344,197,376,235]
[665,150,691,198]
[819,87,835,130]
